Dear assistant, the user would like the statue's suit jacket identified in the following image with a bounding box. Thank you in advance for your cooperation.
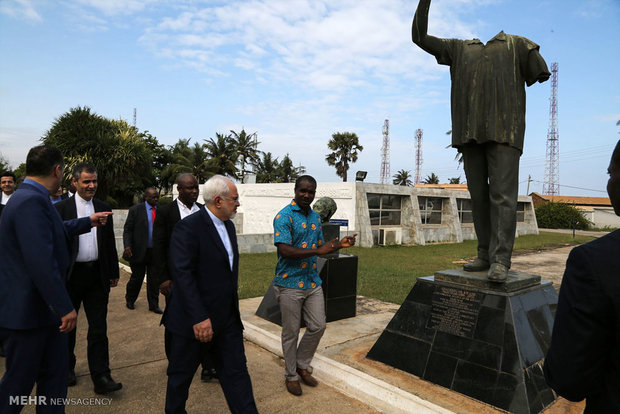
[54,196,119,289]
[544,229,620,413]
[0,181,91,330]
[152,199,203,286]
[164,207,242,338]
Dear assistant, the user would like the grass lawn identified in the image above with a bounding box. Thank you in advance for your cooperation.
[239,231,595,305]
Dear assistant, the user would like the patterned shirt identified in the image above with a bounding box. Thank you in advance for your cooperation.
[273,199,324,290]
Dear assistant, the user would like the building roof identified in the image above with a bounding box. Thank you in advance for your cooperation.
[529,192,611,207]
[413,184,469,191]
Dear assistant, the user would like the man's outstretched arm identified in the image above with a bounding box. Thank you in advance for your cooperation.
[412,0,444,55]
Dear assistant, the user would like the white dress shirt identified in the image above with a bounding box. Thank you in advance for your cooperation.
[75,194,98,262]
[0,192,12,205]
[177,199,200,220]
[206,207,233,271]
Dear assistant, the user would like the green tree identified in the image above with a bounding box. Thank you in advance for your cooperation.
[449,176,461,184]
[42,106,151,205]
[160,138,212,185]
[230,129,261,183]
[204,133,238,179]
[423,173,440,184]
[278,153,305,183]
[255,152,280,183]
[325,131,363,182]
[535,202,591,230]
[142,131,173,193]
[393,169,413,186]
[0,153,11,172]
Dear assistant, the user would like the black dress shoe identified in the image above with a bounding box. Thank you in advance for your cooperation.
[201,368,218,382]
[149,307,163,314]
[126,302,135,310]
[93,374,122,394]
[68,370,77,387]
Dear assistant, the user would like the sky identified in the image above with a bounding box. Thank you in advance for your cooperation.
[1,0,618,196]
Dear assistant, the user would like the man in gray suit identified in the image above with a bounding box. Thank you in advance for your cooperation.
[123,187,162,313]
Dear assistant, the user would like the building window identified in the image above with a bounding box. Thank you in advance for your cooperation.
[457,198,473,223]
[367,194,402,226]
[517,202,526,222]
[419,196,443,224]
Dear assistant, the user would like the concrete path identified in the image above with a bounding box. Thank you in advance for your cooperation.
[4,242,593,413]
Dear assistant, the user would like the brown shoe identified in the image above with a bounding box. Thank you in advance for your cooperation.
[296,368,318,387]
[286,379,302,396]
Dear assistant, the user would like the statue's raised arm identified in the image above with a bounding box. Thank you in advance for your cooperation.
[412,0,444,55]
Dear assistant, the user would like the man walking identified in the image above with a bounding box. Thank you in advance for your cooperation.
[273,175,356,396]
[164,175,257,413]
[55,162,122,394]
[124,187,162,313]
[0,171,16,205]
[152,173,217,382]
[0,145,110,413]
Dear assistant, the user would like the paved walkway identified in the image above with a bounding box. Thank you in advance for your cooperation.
[4,242,593,413]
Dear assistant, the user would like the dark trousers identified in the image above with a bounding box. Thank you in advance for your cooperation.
[0,326,69,414]
[461,142,521,267]
[67,261,111,379]
[163,294,215,371]
[126,249,159,309]
[165,321,258,414]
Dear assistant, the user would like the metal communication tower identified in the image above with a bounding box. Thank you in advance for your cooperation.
[543,62,559,195]
[380,119,390,185]
[414,129,423,184]
[133,108,137,127]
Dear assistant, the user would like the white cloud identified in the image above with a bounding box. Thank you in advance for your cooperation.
[0,0,42,22]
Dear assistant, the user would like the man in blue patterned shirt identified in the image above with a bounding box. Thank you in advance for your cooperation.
[273,175,356,396]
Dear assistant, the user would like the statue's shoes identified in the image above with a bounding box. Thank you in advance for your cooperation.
[463,258,490,272]
[487,263,509,283]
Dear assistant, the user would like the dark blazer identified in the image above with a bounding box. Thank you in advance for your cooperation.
[152,199,203,286]
[0,181,91,329]
[544,230,620,413]
[164,208,242,338]
[123,202,152,264]
[55,196,119,289]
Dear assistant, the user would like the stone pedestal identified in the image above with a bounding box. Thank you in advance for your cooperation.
[255,253,358,325]
[367,269,558,414]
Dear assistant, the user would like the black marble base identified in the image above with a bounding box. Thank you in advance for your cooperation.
[255,254,358,325]
[367,268,558,414]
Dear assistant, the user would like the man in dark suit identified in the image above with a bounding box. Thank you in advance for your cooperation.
[0,145,111,413]
[123,187,162,313]
[544,140,620,413]
[152,173,218,382]
[55,163,122,394]
[164,175,258,414]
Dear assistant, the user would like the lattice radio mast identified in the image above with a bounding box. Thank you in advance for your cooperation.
[415,129,423,184]
[543,62,559,195]
[133,108,137,127]
[380,119,390,184]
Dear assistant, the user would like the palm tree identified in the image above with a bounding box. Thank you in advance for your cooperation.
[255,152,280,183]
[423,173,440,184]
[393,169,413,186]
[230,129,261,183]
[278,154,305,183]
[161,138,211,185]
[204,133,238,179]
[325,131,363,182]
[449,176,461,184]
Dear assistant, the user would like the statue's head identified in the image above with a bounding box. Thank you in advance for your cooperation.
[312,197,337,222]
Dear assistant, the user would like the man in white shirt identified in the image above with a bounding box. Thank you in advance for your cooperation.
[54,163,122,394]
[0,171,16,205]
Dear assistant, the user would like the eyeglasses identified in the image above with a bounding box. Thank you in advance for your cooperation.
[221,195,239,202]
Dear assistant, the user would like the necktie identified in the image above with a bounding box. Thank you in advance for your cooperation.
[152,206,156,225]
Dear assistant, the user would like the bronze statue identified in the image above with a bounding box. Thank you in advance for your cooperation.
[412,0,550,282]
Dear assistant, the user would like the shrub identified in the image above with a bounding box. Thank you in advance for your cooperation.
[535,202,591,230]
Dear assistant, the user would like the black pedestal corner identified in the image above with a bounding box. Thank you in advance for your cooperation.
[255,253,358,325]
[366,268,559,414]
